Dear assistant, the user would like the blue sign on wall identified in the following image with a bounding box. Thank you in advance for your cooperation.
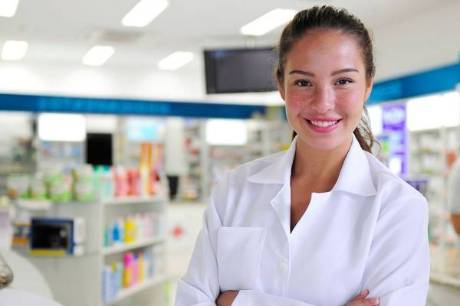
[0,61,459,116]
[369,62,460,103]
[0,93,266,119]
[381,104,408,176]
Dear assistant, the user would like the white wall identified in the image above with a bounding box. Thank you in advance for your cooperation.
[373,0,460,80]
[0,1,458,105]
[0,62,204,101]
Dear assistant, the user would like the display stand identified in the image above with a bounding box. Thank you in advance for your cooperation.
[15,196,167,306]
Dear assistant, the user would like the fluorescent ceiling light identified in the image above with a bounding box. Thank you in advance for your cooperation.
[82,46,114,66]
[0,0,19,18]
[122,0,169,27]
[241,8,296,36]
[38,113,86,142]
[158,51,193,71]
[206,119,247,146]
[1,40,28,61]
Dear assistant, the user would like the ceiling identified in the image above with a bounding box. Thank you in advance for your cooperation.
[0,0,454,69]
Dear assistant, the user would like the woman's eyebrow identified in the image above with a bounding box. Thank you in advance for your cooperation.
[288,68,359,77]
[331,68,359,75]
[288,70,314,76]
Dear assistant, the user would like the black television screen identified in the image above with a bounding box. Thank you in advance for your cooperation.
[85,133,113,166]
[204,47,277,94]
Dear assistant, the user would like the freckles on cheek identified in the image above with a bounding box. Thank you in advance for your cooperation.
[336,92,365,112]
[285,93,304,112]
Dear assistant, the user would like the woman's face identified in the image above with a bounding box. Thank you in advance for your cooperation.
[279,29,373,152]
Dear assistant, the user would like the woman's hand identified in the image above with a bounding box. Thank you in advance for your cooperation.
[216,289,378,306]
[216,290,238,306]
[346,289,380,306]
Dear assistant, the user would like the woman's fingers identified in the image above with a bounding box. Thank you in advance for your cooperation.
[350,289,369,301]
[346,290,379,306]
[347,297,379,306]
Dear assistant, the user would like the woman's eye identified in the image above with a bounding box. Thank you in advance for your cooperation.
[335,78,354,86]
[294,80,311,87]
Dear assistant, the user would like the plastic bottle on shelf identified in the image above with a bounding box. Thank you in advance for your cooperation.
[136,213,144,240]
[123,252,134,288]
[112,221,120,245]
[104,226,111,247]
[115,262,123,293]
[125,216,136,243]
[114,166,128,198]
[111,262,119,297]
[29,173,47,200]
[100,166,114,200]
[132,252,139,285]
[102,265,114,302]
[118,218,125,244]
[47,167,72,203]
[138,251,145,282]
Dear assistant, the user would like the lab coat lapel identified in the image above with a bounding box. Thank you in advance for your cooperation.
[248,138,297,237]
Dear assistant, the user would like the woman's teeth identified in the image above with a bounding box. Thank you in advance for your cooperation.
[309,120,339,127]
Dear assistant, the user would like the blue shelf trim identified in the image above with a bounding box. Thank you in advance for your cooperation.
[369,62,460,104]
[0,93,265,119]
[0,61,458,115]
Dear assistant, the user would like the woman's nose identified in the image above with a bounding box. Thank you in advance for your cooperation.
[310,86,334,113]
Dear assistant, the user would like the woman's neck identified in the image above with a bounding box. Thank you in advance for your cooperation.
[291,136,352,193]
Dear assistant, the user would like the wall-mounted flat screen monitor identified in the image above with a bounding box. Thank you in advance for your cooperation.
[204,47,277,94]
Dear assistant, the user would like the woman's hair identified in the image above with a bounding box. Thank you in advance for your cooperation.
[276,5,376,153]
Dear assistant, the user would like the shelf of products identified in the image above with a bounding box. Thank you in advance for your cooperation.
[102,237,165,256]
[103,196,164,206]
[105,274,167,305]
[10,193,167,306]
[408,126,459,247]
[182,118,292,201]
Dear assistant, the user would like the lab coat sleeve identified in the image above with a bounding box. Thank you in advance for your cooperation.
[360,193,430,305]
[174,176,226,306]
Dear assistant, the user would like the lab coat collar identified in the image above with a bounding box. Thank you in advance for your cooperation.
[334,135,377,196]
[247,136,297,185]
[247,134,376,196]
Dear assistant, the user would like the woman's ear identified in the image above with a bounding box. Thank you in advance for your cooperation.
[365,78,374,101]
[277,77,285,100]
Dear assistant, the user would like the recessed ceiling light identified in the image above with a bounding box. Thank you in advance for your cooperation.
[158,51,194,71]
[241,8,297,36]
[0,0,19,18]
[122,0,169,28]
[1,40,28,61]
[82,46,114,66]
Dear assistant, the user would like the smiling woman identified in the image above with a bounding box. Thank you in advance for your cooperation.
[175,5,429,306]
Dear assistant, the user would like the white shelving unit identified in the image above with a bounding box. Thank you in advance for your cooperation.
[105,274,168,306]
[16,196,168,306]
[408,126,460,247]
[102,237,165,256]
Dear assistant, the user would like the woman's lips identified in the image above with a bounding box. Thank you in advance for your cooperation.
[304,118,342,133]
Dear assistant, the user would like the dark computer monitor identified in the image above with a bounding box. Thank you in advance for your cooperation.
[85,133,113,166]
[204,47,277,94]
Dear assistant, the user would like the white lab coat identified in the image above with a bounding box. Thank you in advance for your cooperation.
[175,136,429,306]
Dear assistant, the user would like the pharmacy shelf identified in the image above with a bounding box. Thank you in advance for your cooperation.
[430,272,460,288]
[102,237,165,256]
[103,196,164,206]
[15,199,52,211]
[105,275,168,305]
